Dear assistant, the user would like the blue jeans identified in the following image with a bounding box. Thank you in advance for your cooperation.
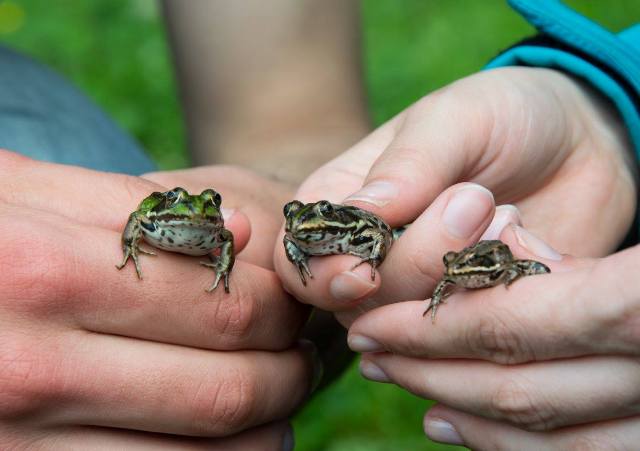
[0,46,156,175]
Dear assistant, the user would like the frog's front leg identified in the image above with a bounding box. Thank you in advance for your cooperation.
[116,212,156,279]
[424,278,452,323]
[350,229,388,281]
[200,228,235,293]
[283,235,312,285]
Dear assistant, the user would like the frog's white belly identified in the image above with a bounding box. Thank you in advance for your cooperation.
[143,221,219,256]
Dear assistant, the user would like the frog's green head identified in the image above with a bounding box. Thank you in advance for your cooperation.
[141,187,223,223]
[284,200,346,242]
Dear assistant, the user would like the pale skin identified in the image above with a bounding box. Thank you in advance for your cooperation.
[273,67,638,448]
[1,1,369,448]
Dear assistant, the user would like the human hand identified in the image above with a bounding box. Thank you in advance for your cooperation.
[349,224,640,450]
[0,150,312,449]
[274,67,636,320]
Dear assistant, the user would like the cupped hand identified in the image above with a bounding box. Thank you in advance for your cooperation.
[0,150,311,449]
[349,224,640,449]
[274,66,636,319]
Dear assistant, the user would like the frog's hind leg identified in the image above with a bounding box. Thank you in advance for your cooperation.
[499,260,550,288]
[424,279,453,323]
[516,259,550,276]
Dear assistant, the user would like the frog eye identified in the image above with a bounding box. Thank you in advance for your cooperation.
[166,187,188,203]
[317,201,334,215]
[443,251,457,265]
[201,189,222,208]
[283,200,304,218]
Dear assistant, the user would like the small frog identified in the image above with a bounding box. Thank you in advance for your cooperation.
[116,187,234,293]
[425,240,550,322]
[283,200,396,285]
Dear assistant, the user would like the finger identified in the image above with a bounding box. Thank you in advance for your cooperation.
[0,150,250,252]
[274,183,494,314]
[16,331,316,437]
[361,353,640,431]
[349,228,613,361]
[18,421,293,450]
[335,183,495,326]
[424,404,640,450]
[1,206,306,351]
[480,204,522,240]
[342,70,572,227]
[293,115,401,203]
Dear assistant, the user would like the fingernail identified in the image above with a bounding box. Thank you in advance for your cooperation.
[221,207,235,221]
[330,267,377,302]
[359,357,390,382]
[282,423,294,451]
[298,339,324,393]
[481,204,522,240]
[348,334,383,352]
[442,184,494,239]
[512,224,562,261]
[344,181,399,207]
[424,417,464,445]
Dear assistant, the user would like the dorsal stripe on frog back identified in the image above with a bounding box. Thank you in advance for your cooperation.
[450,263,504,276]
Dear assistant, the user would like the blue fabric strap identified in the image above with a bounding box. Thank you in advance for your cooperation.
[486,0,640,159]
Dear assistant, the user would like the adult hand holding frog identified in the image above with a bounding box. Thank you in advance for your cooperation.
[0,151,315,449]
[274,67,636,323]
[349,225,640,449]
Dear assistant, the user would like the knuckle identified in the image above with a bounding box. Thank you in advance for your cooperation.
[0,337,60,418]
[470,310,534,364]
[0,218,77,312]
[191,368,257,435]
[490,376,557,431]
[208,287,260,344]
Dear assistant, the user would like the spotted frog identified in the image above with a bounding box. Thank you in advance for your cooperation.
[283,200,400,285]
[425,240,550,322]
[116,187,234,292]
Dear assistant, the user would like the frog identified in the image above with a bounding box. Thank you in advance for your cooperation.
[283,200,397,285]
[425,240,550,322]
[116,187,234,293]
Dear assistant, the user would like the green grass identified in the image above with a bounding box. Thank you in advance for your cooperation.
[1,1,636,449]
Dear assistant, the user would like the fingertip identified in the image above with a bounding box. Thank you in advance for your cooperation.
[223,208,251,253]
[500,224,589,271]
[279,254,381,312]
[481,204,522,240]
[423,405,466,446]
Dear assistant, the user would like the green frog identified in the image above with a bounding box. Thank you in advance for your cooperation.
[283,200,399,285]
[116,187,234,293]
[425,240,550,322]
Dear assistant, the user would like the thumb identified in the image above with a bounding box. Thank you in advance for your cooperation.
[343,85,494,227]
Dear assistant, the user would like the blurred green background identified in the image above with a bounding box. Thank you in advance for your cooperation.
[0,1,636,449]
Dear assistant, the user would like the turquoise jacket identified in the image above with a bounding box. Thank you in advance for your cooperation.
[487,0,640,159]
